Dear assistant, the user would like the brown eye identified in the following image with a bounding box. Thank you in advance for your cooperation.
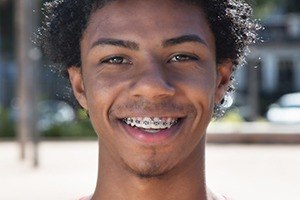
[101,56,132,64]
[169,54,198,62]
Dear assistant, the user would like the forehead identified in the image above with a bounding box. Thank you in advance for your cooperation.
[82,0,214,51]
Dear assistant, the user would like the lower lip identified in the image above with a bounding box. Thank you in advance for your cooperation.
[120,120,182,144]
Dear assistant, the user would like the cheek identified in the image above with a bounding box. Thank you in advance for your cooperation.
[84,73,121,107]
[82,74,119,131]
[176,70,217,105]
[175,70,217,131]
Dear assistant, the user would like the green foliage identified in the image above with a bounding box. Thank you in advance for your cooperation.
[246,0,300,18]
[0,107,96,138]
[285,0,300,13]
[41,119,96,138]
[41,109,96,138]
[0,107,16,138]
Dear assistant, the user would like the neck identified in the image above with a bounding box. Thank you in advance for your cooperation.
[92,137,208,200]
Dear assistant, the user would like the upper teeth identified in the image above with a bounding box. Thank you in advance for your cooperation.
[123,117,178,129]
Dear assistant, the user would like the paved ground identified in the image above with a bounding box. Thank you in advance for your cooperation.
[1,141,300,200]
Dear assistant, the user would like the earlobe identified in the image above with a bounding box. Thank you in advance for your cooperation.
[68,67,88,109]
[215,60,234,104]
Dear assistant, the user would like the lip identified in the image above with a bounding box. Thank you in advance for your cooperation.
[118,118,184,145]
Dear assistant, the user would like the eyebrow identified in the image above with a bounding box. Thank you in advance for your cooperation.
[162,34,208,47]
[90,34,207,50]
[91,38,139,50]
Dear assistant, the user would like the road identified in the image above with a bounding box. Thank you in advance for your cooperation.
[0,141,299,200]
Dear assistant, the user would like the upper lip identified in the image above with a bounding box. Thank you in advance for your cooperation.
[121,116,181,119]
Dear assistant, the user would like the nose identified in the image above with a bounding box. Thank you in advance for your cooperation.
[129,64,175,100]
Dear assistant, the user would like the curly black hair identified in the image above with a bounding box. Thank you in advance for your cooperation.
[38,0,260,116]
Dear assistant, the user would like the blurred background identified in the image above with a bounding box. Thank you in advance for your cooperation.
[0,0,300,199]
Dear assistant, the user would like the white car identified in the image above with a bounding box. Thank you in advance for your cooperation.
[266,92,300,123]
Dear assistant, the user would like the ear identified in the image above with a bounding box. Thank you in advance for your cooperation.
[215,60,234,104]
[68,67,88,110]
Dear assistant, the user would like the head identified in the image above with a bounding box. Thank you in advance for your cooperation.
[39,0,259,178]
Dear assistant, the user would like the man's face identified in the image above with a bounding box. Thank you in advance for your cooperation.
[69,0,231,177]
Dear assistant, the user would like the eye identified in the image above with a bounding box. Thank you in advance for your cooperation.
[100,56,132,65]
[169,54,199,62]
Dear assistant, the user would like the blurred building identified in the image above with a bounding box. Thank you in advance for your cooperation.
[0,58,16,108]
[235,13,300,117]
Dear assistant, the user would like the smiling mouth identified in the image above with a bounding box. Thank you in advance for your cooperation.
[122,117,179,134]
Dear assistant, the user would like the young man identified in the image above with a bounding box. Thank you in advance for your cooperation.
[39,0,258,199]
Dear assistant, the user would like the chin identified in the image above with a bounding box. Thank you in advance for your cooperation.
[123,157,175,179]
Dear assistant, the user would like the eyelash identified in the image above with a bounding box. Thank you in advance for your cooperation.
[100,56,132,65]
[168,54,199,63]
[100,54,198,65]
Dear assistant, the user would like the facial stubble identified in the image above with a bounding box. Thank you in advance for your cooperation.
[121,146,174,179]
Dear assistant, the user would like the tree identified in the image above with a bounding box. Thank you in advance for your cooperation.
[246,0,300,18]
